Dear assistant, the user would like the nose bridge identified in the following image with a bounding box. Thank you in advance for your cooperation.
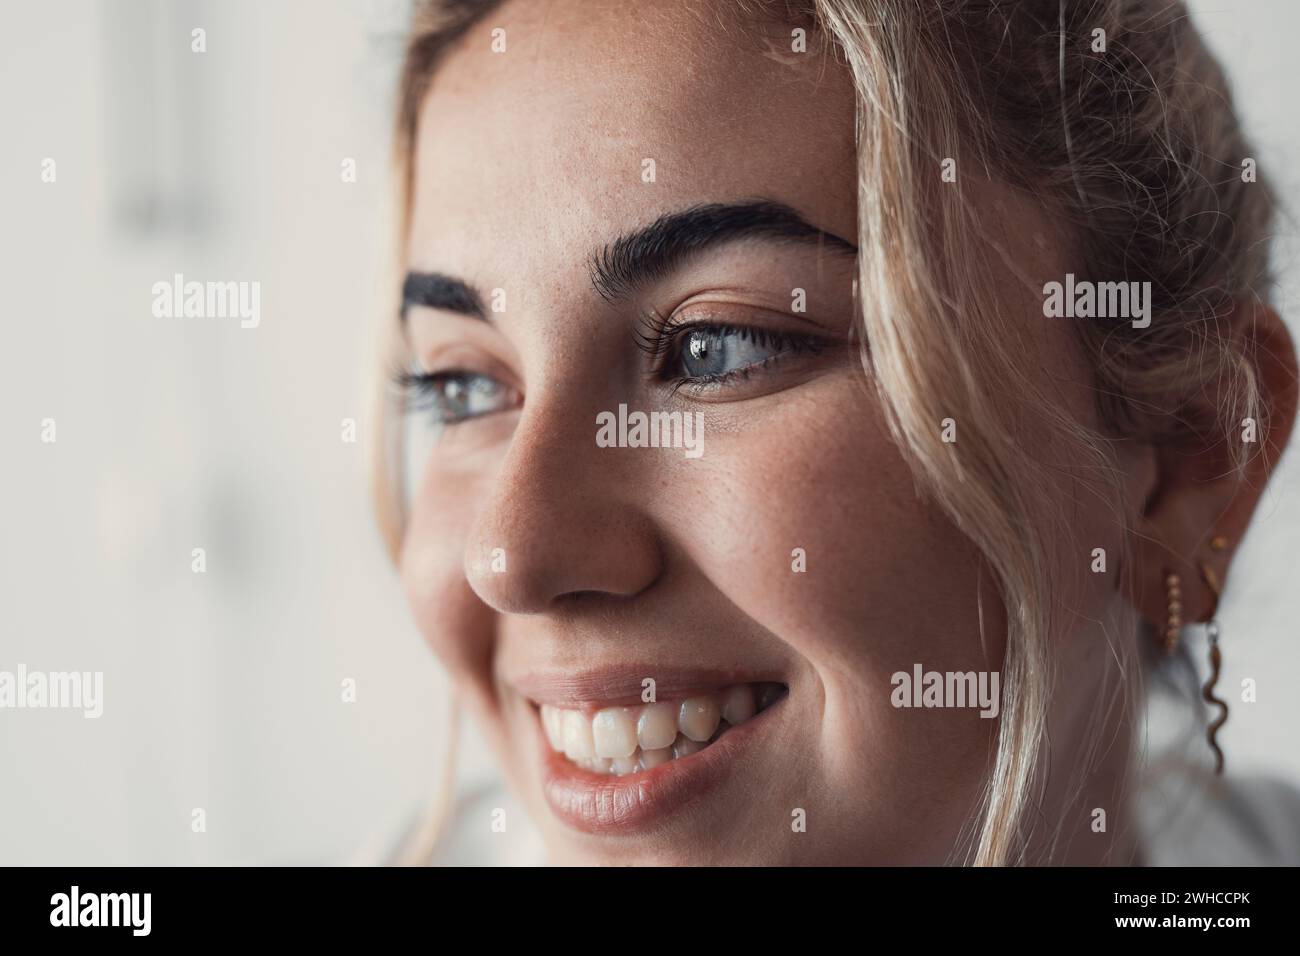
[464,392,663,615]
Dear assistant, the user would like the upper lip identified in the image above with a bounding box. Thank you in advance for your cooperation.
[508,665,784,709]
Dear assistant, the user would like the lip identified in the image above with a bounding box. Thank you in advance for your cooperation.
[510,666,783,711]
[531,687,787,834]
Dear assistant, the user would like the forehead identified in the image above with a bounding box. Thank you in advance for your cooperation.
[408,0,858,279]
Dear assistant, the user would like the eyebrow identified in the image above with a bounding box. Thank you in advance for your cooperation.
[589,199,857,302]
[400,199,857,322]
[401,271,485,321]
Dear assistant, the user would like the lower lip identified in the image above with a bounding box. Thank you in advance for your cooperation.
[535,695,784,835]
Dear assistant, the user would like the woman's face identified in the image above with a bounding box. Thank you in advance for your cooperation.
[398,0,1110,864]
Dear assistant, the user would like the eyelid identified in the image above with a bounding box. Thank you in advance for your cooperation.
[404,308,524,383]
[663,289,850,335]
[412,343,522,395]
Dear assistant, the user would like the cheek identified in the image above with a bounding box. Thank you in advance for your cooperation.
[660,377,1003,839]
[398,465,494,697]
[665,377,1005,681]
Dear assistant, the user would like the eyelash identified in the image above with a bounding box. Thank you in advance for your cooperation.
[633,310,827,393]
[394,312,828,427]
[392,367,517,427]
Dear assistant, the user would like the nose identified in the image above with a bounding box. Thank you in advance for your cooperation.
[463,401,664,615]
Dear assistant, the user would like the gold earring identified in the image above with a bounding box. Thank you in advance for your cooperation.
[1162,571,1183,655]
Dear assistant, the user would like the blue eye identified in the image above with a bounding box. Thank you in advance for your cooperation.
[677,326,782,378]
[397,370,516,426]
[663,323,825,385]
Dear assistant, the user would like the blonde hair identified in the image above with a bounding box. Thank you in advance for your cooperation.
[377,0,1275,865]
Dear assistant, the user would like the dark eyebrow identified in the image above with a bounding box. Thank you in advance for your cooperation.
[401,271,486,321]
[589,199,858,303]
[402,200,856,321]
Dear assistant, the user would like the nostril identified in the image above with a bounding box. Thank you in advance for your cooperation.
[554,589,614,605]
[548,587,656,614]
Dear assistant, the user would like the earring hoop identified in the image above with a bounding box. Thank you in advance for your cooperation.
[1199,557,1229,775]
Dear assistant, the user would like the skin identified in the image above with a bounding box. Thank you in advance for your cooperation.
[396,0,1298,864]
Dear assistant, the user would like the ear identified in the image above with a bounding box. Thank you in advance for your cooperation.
[1126,303,1298,631]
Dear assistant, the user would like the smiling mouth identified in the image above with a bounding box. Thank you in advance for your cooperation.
[536,681,786,776]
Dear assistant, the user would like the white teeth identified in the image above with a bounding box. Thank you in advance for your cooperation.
[678,696,720,742]
[639,746,674,770]
[673,734,705,759]
[592,706,639,759]
[538,682,783,776]
[720,685,755,725]
[562,709,596,760]
[543,706,566,751]
[609,754,639,775]
[637,701,679,751]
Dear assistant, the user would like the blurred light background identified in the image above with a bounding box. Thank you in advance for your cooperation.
[0,0,1297,865]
